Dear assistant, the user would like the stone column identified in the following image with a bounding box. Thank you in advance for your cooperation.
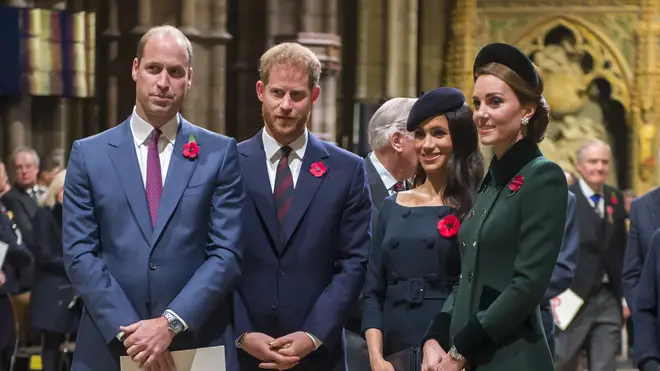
[418,0,450,92]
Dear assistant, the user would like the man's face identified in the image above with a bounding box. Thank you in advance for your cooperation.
[132,34,192,123]
[256,64,320,144]
[14,152,38,188]
[576,144,610,189]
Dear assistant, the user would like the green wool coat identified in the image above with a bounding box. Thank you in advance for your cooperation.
[423,138,568,370]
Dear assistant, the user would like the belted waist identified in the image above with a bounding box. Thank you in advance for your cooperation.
[386,278,454,304]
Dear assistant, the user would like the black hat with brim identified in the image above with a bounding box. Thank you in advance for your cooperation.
[473,43,540,91]
[406,87,466,131]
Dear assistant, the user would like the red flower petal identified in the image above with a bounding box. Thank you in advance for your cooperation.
[310,162,326,177]
[610,195,618,205]
[437,214,460,238]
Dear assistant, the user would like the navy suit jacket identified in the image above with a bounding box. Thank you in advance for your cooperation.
[543,191,579,302]
[633,228,660,367]
[234,131,372,371]
[623,187,660,311]
[62,117,245,371]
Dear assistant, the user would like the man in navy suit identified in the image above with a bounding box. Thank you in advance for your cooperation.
[541,191,579,356]
[234,42,372,371]
[633,228,660,371]
[623,187,660,312]
[63,26,245,371]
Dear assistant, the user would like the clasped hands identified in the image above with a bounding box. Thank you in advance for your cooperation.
[241,331,316,370]
[421,340,466,371]
[121,316,176,371]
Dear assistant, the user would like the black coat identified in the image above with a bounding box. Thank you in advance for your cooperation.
[28,204,81,334]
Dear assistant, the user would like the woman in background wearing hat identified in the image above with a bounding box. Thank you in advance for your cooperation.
[421,43,568,371]
[362,88,483,371]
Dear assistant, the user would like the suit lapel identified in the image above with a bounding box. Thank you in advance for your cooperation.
[649,190,660,232]
[107,119,153,243]
[281,133,329,251]
[151,117,198,247]
[239,132,280,250]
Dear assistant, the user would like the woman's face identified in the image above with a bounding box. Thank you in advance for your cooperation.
[413,115,453,174]
[472,74,533,154]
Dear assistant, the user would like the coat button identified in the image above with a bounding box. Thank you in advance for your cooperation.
[149,262,157,270]
[279,269,286,276]
[468,272,474,282]
[271,302,278,311]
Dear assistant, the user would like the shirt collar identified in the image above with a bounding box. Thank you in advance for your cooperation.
[368,152,398,191]
[129,107,179,146]
[578,177,603,198]
[262,128,308,162]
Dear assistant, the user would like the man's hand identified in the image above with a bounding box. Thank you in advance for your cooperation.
[437,352,465,371]
[623,305,631,320]
[421,339,446,371]
[121,316,173,368]
[145,350,176,371]
[240,332,299,369]
[0,270,5,286]
[260,331,315,369]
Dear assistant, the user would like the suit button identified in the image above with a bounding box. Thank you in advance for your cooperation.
[279,269,286,276]
[149,262,157,270]
[271,302,278,311]
[468,272,474,282]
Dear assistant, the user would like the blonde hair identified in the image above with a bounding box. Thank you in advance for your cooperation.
[40,169,66,208]
[137,25,193,67]
[259,42,322,89]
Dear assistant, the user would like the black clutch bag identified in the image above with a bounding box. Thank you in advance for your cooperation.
[384,347,421,371]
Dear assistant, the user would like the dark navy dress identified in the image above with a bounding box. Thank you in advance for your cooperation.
[362,194,461,356]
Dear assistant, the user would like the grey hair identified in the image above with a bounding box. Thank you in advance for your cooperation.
[576,138,610,163]
[367,98,418,151]
[12,147,40,168]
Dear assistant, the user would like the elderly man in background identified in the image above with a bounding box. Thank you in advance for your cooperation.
[345,97,418,371]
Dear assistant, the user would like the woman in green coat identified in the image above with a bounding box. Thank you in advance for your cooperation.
[420,43,568,371]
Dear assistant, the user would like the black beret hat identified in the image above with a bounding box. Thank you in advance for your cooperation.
[473,43,540,91]
[406,87,466,131]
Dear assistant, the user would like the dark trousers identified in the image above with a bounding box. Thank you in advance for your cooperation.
[345,330,370,371]
[0,297,15,371]
[540,304,555,357]
[41,331,65,371]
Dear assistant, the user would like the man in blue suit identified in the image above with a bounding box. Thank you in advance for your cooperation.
[541,191,579,356]
[234,42,372,371]
[633,228,660,371]
[63,26,245,371]
[623,187,660,312]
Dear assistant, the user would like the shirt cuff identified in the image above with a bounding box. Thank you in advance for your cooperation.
[305,332,323,350]
[165,309,189,331]
[117,332,125,341]
[623,298,628,307]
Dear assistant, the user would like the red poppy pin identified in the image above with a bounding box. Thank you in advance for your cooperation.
[607,205,614,224]
[438,214,460,238]
[610,195,618,205]
[310,161,327,178]
[183,134,199,160]
[507,175,524,197]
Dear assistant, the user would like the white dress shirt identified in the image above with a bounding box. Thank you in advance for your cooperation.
[578,177,604,218]
[129,108,179,187]
[262,128,308,191]
[368,152,399,195]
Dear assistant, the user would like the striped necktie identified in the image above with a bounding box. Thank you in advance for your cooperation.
[274,146,293,242]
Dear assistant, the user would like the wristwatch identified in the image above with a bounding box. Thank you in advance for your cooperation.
[163,311,184,335]
[448,345,465,361]
[235,332,250,349]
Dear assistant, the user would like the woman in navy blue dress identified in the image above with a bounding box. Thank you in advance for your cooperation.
[362,88,483,371]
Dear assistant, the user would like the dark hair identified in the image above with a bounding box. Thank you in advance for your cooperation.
[412,104,484,218]
[475,62,549,143]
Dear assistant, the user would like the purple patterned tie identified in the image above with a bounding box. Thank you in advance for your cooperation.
[146,129,163,226]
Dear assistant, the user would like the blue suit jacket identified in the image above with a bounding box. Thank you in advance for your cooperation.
[234,131,372,371]
[62,117,245,371]
[633,228,660,366]
[623,187,660,311]
[543,191,579,302]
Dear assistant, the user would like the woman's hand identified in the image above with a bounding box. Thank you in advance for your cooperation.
[370,358,395,371]
[437,352,466,371]
[421,339,446,371]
